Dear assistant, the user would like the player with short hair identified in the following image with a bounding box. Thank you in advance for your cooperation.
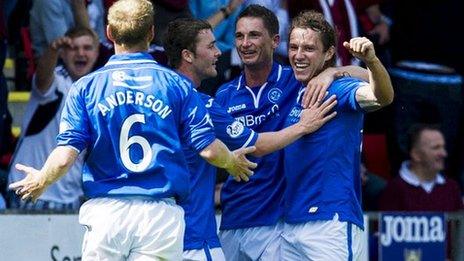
[164,17,337,260]
[214,5,370,260]
[9,0,256,260]
[281,10,394,260]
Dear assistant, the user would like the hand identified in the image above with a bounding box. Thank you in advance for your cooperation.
[343,37,377,64]
[50,36,74,52]
[298,95,338,134]
[301,67,337,108]
[8,164,48,202]
[228,0,245,12]
[225,146,257,182]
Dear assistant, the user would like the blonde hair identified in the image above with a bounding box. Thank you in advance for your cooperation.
[107,0,154,47]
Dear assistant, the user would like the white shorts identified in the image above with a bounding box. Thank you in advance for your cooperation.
[281,213,365,261]
[183,247,225,261]
[79,197,185,261]
[219,221,283,261]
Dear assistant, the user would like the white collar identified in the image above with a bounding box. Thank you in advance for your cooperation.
[399,161,445,193]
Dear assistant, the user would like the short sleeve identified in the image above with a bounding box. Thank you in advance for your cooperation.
[56,83,91,153]
[179,86,216,153]
[330,77,366,112]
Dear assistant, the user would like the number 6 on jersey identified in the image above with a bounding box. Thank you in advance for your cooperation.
[120,114,152,172]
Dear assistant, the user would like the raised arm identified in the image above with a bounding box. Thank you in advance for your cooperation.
[9,146,78,202]
[200,139,257,181]
[206,0,244,28]
[71,0,91,29]
[343,37,394,111]
[35,37,74,93]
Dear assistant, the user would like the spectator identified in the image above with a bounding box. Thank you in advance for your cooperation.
[379,124,463,211]
[361,162,386,211]
[0,0,13,202]
[29,0,106,58]
[189,0,245,95]
[288,0,391,66]
[7,27,100,210]
[152,0,192,47]
[149,0,193,65]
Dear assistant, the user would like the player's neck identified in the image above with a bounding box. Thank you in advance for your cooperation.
[114,43,149,55]
[243,62,273,87]
[177,65,201,87]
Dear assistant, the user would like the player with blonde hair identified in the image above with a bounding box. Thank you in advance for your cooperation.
[10,0,256,259]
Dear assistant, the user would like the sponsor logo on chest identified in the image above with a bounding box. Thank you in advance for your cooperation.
[227,104,247,113]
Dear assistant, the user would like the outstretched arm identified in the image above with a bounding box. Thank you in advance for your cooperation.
[9,146,78,202]
[200,139,257,182]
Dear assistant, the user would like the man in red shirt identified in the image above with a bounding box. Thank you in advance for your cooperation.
[380,124,463,211]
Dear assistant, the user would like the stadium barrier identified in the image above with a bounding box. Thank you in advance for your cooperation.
[0,210,462,260]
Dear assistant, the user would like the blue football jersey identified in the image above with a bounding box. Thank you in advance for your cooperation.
[178,75,258,250]
[215,62,300,229]
[181,91,258,250]
[284,77,366,229]
[56,52,216,201]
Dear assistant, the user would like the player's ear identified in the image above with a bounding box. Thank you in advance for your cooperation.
[106,25,114,42]
[182,49,194,63]
[271,34,280,50]
[410,147,421,162]
[147,25,155,43]
[324,46,335,63]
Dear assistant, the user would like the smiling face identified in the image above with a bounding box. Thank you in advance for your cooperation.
[288,27,335,84]
[412,129,448,174]
[191,29,221,81]
[61,35,99,81]
[235,17,279,69]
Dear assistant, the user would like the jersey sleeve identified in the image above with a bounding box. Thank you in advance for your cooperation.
[179,84,216,153]
[204,95,258,151]
[330,77,367,112]
[56,83,91,153]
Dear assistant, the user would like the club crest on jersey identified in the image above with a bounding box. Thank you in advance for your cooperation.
[226,121,245,138]
[268,88,282,103]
